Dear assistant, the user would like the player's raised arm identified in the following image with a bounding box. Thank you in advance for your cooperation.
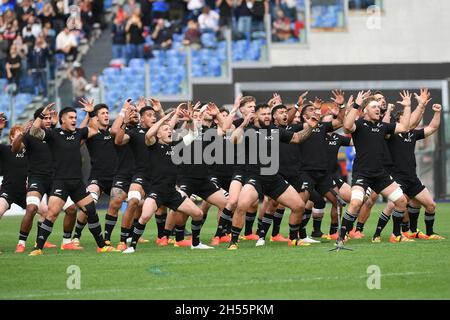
[394,90,412,134]
[409,88,432,130]
[222,95,241,131]
[11,120,32,152]
[288,111,320,144]
[145,111,175,146]
[30,103,55,140]
[113,100,134,145]
[424,104,442,137]
[287,91,308,124]
[330,90,346,130]
[231,112,254,144]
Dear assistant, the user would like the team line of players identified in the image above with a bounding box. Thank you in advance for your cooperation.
[0,88,444,255]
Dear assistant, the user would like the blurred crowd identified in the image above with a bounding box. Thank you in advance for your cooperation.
[0,0,105,96]
[110,0,308,62]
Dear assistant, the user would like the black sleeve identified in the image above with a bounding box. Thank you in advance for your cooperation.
[340,135,352,146]
[43,128,53,142]
[279,128,294,143]
[414,129,426,141]
[323,121,334,133]
[79,127,89,140]
[384,122,396,135]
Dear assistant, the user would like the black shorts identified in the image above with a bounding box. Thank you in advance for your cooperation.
[27,176,53,196]
[245,174,290,200]
[280,173,302,193]
[112,175,132,193]
[51,179,90,203]
[210,175,232,193]
[88,178,113,195]
[393,174,426,199]
[300,171,334,196]
[131,173,148,187]
[177,177,220,200]
[147,189,186,211]
[0,188,26,209]
[352,171,395,194]
[332,176,346,189]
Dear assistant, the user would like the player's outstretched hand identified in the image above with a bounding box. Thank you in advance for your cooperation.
[432,104,442,113]
[397,90,412,107]
[331,89,345,105]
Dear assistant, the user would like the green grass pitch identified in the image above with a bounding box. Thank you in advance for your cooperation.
[0,203,449,300]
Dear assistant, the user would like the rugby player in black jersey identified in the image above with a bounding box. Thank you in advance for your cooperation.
[124,106,214,253]
[337,90,412,247]
[371,103,444,242]
[350,89,431,239]
[11,106,78,252]
[114,100,161,250]
[0,124,28,253]
[28,105,118,255]
[216,96,260,242]
[66,100,119,246]
[174,102,228,247]
[227,103,318,250]
[294,94,346,244]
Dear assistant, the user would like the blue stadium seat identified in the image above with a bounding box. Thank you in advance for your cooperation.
[129,58,145,69]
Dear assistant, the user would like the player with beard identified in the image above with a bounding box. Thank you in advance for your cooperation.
[371,103,444,242]
[123,106,214,253]
[0,124,28,253]
[114,100,162,250]
[28,105,118,255]
[227,103,318,250]
[11,106,79,253]
[337,90,412,248]
[67,100,118,246]
[174,102,228,247]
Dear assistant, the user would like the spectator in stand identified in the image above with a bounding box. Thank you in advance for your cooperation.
[186,0,205,20]
[68,65,88,108]
[235,0,252,39]
[183,19,201,47]
[80,0,94,39]
[216,0,233,28]
[125,8,145,60]
[0,33,9,78]
[5,44,23,90]
[3,18,19,42]
[34,0,45,16]
[251,0,269,32]
[12,35,29,72]
[140,0,153,26]
[56,27,78,62]
[28,35,49,95]
[293,11,305,40]
[38,2,55,28]
[15,0,35,29]
[198,5,219,33]
[85,74,101,103]
[112,15,127,60]
[123,0,141,20]
[52,0,67,32]
[272,8,292,41]
[151,18,172,50]
[22,14,41,39]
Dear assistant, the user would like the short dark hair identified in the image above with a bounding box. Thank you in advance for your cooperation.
[218,107,229,115]
[374,90,384,96]
[271,104,287,118]
[93,103,108,116]
[59,107,77,124]
[33,106,45,120]
[139,106,155,116]
[393,110,403,123]
[255,103,270,112]
[300,103,314,118]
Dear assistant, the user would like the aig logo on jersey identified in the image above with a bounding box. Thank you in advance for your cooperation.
[66,135,75,140]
